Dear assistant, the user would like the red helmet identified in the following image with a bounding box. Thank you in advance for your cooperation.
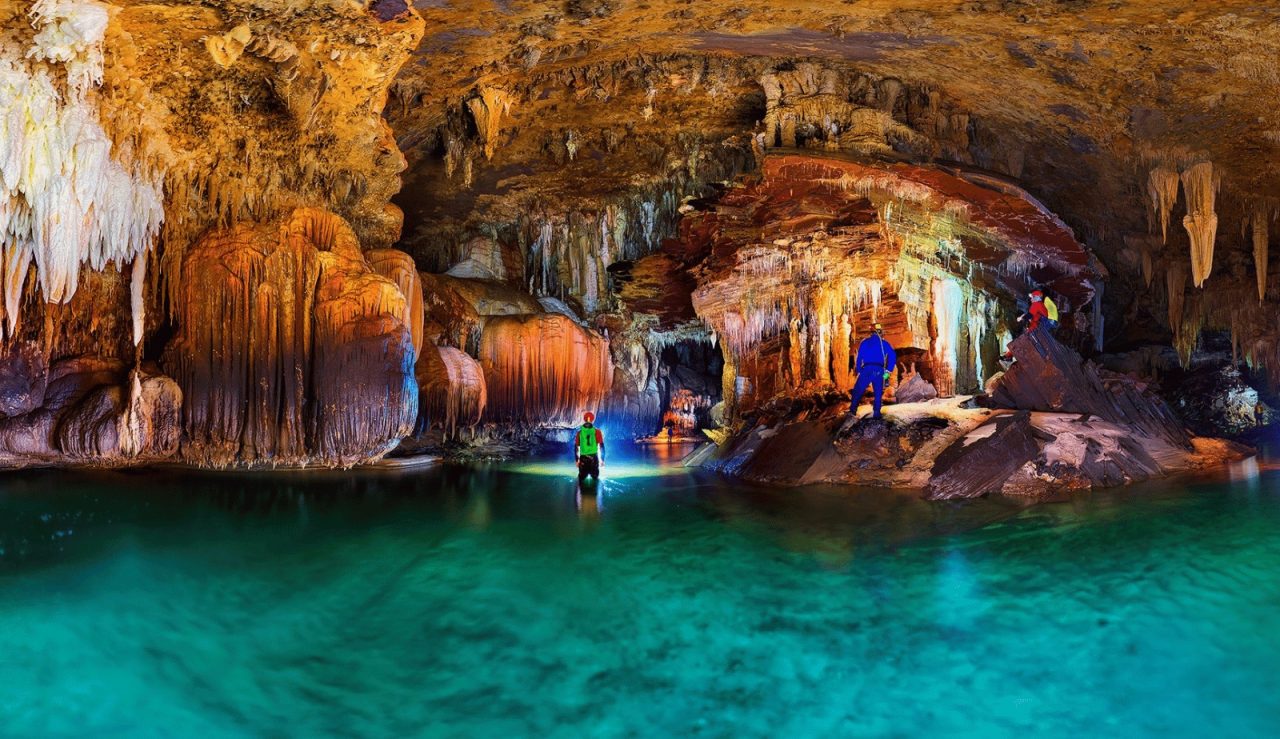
[584,412,595,423]
[1030,289,1044,297]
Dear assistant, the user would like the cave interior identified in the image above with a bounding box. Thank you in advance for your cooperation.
[1,0,1278,489]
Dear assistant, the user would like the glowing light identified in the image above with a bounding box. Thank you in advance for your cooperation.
[503,461,689,480]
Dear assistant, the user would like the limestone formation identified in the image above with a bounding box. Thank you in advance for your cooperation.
[1181,162,1220,288]
[478,313,614,427]
[416,345,487,435]
[165,208,418,468]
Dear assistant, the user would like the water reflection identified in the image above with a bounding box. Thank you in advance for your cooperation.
[0,445,1252,574]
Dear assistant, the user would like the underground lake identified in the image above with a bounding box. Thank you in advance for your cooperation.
[2,444,1278,737]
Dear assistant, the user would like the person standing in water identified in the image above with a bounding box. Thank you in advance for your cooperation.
[574,412,605,482]
[849,322,897,420]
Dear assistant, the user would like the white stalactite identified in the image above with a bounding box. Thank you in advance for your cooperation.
[130,253,146,347]
[1180,162,1219,288]
[931,277,964,397]
[0,1,164,331]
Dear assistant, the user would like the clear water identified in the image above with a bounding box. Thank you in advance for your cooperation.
[2,445,1279,738]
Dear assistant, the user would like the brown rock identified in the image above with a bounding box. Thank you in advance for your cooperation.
[478,313,613,427]
[415,345,487,434]
[924,411,1040,500]
[989,331,1190,448]
[0,340,48,418]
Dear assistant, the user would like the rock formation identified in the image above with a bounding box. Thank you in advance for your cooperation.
[165,208,418,468]
[478,313,614,428]
[693,332,1244,497]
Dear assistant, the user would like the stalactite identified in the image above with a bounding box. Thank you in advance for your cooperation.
[931,277,964,397]
[2,245,31,338]
[1147,167,1180,244]
[1125,234,1160,289]
[129,253,146,347]
[1167,261,1186,331]
[466,86,513,160]
[478,313,614,427]
[1252,207,1269,303]
[1180,162,1219,288]
[1173,294,1203,368]
[0,0,164,327]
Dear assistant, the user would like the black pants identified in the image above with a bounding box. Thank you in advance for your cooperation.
[578,454,600,481]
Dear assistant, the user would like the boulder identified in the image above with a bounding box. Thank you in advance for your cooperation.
[893,373,938,403]
[924,411,1040,500]
[0,341,48,418]
[989,331,1190,448]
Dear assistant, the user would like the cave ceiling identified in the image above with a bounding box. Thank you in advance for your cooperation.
[385,0,1280,311]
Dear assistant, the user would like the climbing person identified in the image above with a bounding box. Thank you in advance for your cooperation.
[1020,290,1050,332]
[849,322,897,420]
[1002,289,1052,361]
[574,412,605,482]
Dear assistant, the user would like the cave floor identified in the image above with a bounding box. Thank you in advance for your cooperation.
[1,447,1277,736]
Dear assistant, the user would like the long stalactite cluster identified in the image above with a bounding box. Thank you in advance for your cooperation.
[0,0,163,337]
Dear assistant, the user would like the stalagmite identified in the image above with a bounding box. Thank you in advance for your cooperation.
[478,313,614,427]
[787,318,803,386]
[1252,208,1269,303]
[1180,162,1219,288]
[832,313,853,390]
[1147,167,1180,244]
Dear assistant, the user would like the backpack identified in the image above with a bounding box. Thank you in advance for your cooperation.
[578,426,599,455]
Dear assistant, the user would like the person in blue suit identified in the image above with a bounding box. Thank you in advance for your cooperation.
[849,322,897,420]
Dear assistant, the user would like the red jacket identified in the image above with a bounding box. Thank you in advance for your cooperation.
[1028,301,1049,330]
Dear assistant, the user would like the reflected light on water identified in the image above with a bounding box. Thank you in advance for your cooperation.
[503,460,690,479]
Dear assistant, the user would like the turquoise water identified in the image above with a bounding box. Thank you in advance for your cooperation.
[1,446,1279,737]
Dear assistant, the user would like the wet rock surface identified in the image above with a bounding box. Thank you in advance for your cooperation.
[925,411,1040,500]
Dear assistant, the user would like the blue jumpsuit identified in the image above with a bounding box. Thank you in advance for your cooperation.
[850,334,897,418]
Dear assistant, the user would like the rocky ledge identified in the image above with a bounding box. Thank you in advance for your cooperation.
[690,332,1250,499]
